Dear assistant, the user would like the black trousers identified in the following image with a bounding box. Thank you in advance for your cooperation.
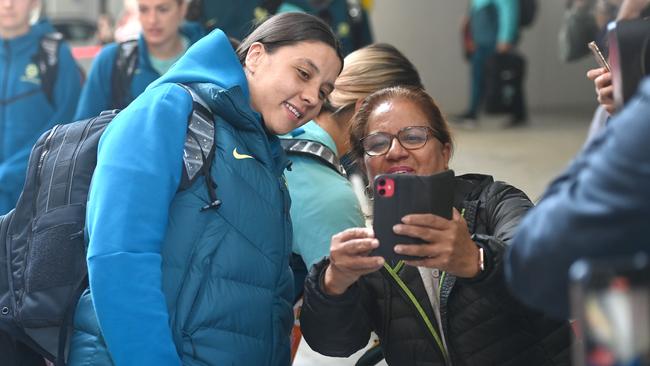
[0,331,46,366]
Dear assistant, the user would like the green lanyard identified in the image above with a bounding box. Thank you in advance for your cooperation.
[383,262,450,365]
[379,208,465,364]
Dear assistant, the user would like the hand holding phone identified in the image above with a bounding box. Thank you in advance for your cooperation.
[372,170,454,261]
[323,227,384,296]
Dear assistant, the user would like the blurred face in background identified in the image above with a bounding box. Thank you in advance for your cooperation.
[0,0,38,39]
[138,0,186,48]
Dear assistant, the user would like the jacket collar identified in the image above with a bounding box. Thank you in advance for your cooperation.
[189,82,289,175]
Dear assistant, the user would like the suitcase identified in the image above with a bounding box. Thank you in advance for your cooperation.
[484,52,526,115]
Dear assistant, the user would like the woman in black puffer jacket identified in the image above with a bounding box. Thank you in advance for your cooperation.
[300,86,573,366]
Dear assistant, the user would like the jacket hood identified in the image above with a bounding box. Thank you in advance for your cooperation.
[148,29,248,97]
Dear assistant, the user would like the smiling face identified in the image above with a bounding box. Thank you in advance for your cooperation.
[244,41,342,135]
[363,97,451,180]
[138,0,186,48]
[0,0,37,39]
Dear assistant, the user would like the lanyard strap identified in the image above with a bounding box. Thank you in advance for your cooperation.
[383,262,450,365]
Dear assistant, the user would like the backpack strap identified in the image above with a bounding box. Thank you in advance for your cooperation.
[281,138,346,177]
[176,84,221,211]
[37,33,63,106]
[110,40,139,110]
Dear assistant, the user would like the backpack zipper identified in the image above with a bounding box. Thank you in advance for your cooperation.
[36,124,60,183]
[65,118,100,205]
[17,124,60,315]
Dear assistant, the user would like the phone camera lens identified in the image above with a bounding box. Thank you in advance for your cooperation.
[378,188,386,196]
[378,179,385,186]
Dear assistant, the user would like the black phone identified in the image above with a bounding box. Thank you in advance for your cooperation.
[371,170,455,261]
[570,253,650,366]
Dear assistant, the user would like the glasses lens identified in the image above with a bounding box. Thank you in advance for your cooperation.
[398,127,429,149]
[362,133,391,156]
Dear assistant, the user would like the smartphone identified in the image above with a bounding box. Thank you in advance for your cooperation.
[588,41,611,72]
[371,170,454,261]
[570,253,650,366]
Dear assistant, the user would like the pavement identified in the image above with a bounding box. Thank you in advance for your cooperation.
[449,109,593,202]
[292,108,595,365]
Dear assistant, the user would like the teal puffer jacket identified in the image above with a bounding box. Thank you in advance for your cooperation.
[68,30,294,366]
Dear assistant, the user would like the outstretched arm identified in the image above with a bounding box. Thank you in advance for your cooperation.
[506,78,650,319]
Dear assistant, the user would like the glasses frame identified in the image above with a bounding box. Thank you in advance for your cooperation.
[361,125,440,157]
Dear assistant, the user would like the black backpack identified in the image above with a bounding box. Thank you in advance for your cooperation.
[110,39,139,110]
[0,84,217,365]
[37,32,85,106]
[519,0,538,28]
[280,138,346,177]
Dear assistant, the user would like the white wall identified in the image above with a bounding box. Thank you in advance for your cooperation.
[370,0,599,114]
[44,0,123,20]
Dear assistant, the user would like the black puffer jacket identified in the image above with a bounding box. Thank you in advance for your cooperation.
[301,174,573,366]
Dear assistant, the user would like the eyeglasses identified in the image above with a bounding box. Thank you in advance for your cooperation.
[361,126,440,157]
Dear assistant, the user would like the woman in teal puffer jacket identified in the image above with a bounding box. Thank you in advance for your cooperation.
[68,12,343,366]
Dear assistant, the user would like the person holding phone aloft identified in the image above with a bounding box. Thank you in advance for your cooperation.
[300,87,573,365]
[586,0,650,116]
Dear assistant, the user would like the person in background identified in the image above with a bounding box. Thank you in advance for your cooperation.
[587,0,650,116]
[74,0,204,120]
[505,75,650,320]
[187,0,373,55]
[300,86,572,365]
[580,0,649,144]
[0,0,82,364]
[186,0,281,40]
[558,0,621,63]
[0,0,81,215]
[282,0,374,55]
[66,12,343,365]
[455,0,526,128]
[96,13,114,45]
[506,0,650,320]
[282,43,423,291]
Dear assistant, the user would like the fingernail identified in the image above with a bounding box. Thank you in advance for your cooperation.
[393,224,401,233]
[394,245,403,253]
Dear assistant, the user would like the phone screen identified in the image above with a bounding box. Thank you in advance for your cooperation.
[570,254,650,366]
